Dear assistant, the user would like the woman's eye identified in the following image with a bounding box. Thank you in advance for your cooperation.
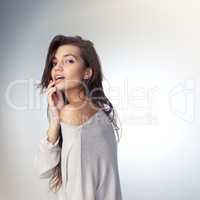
[65,59,74,64]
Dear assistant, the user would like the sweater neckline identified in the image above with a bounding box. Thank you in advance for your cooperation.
[60,109,104,129]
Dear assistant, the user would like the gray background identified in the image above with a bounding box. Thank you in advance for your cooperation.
[1,0,200,199]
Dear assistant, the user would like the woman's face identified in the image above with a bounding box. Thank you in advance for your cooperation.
[51,44,86,91]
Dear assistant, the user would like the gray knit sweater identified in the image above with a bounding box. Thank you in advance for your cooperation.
[35,109,123,200]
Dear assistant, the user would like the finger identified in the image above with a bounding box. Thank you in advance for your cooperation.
[47,80,55,91]
[56,90,63,98]
[47,82,55,91]
[47,88,57,106]
[46,83,56,95]
[47,87,56,96]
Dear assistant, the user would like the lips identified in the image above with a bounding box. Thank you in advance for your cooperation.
[53,74,65,84]
[55,75,65,80]
[55,78,64,84]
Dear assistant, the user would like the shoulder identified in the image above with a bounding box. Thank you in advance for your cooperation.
[59,104,101,126]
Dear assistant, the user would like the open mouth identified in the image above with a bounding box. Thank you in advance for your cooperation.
[54,75,65,84]
[55,75,64,80]
[55,78,64,82]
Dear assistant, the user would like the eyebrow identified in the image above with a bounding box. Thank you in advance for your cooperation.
[52,54,78,61]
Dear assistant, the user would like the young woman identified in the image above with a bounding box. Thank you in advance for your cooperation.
[34,35,123,200]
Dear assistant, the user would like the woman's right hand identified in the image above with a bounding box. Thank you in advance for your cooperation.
[46,80,65,127]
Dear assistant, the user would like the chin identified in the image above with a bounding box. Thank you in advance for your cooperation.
[56,79,81,91]
[56,83,73,91]
[55,83,65,90]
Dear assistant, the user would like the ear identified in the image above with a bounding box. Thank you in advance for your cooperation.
[83,68,93,80]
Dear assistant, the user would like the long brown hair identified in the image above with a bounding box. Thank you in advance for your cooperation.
[37,34,122,193]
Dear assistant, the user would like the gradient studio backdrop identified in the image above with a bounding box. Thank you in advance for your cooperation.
[1,0,200,200]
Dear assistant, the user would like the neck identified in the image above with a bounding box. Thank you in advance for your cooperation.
[64,87,90,106]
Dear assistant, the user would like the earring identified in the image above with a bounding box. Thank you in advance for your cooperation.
[84,75,89,79]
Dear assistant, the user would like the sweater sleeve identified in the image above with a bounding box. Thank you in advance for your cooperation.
[34,135,61,179]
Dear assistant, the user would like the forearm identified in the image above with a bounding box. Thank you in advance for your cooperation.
[47,124,60,144]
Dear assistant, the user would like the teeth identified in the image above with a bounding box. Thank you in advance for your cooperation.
[55,75,64,80]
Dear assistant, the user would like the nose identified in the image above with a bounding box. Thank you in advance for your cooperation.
[54,60,64,70]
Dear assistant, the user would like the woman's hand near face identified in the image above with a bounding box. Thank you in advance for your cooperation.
[46,80,65,126]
